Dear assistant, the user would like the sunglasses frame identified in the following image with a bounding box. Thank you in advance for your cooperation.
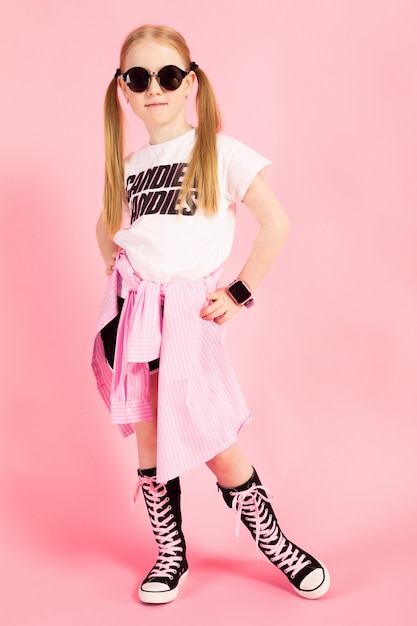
[119,65,190,93]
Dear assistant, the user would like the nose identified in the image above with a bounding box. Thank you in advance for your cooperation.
[147,72,162,94]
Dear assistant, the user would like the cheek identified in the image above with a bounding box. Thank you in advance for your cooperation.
[169,89,187,109]
[128,96,147,119]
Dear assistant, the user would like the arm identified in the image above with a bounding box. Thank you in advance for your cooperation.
[96,210,121,275]
[200,174,290,324]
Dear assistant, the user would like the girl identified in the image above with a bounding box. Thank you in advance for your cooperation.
[92,24,330,605]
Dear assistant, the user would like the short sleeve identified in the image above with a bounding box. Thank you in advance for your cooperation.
[218,135,272,204]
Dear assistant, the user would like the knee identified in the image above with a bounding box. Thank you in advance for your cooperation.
[206,446,236,474]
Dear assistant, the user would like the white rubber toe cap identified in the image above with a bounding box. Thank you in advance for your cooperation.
[296,563,330,600]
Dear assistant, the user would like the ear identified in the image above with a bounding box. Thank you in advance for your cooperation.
[118,76,130,102]
[184,70,196,96]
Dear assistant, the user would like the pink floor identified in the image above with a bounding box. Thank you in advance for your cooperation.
[3,544,415,626]
[2,454,416,626]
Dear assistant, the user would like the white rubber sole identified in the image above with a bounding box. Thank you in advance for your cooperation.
[138,570,189,604]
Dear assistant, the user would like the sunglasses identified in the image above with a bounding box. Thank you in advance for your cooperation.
[119,65,191,93]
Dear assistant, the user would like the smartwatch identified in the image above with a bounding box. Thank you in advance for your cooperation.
[227,279,254,308]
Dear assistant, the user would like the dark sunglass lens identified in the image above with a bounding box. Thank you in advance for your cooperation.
[159,66,184,90]
[126,68,149,92]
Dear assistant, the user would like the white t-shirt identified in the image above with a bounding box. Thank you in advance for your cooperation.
[114,129,271,283]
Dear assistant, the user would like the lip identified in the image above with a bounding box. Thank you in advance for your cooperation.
[145,102,167,108]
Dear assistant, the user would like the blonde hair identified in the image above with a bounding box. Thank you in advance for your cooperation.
[103,24,222,235]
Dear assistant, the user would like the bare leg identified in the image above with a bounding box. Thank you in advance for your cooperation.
[134,371,158,470]
[206,443,254,488]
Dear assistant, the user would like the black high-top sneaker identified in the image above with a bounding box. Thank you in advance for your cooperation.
[134,469,188,604]
[218,468,330,599]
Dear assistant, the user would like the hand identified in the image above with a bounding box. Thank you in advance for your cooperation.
[105,251,118,276]
[200,287,242,325]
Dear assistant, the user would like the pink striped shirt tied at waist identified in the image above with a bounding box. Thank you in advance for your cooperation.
[92,251,252,483]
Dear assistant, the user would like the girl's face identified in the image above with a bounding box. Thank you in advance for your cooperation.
[119,40,195,143]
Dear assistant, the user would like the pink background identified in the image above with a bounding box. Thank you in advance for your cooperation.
[1,1,416,624]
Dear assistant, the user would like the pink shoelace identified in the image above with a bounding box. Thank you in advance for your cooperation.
[133,476,184,580]
[229,484,311,579]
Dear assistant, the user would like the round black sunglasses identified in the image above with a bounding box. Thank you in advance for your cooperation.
[116,64,196,93]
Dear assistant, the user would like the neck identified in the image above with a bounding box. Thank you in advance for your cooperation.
[147,120,193,145]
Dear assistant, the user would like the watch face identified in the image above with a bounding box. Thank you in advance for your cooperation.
[229,280,251,304]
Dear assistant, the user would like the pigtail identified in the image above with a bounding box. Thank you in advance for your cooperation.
[104,24,223,224]
[180,66,222,216]
[103,75,125,235]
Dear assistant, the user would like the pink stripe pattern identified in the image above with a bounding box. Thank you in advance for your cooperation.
[92,252,252,483]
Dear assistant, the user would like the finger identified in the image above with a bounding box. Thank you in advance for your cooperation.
[214,313,227,325]
[200,304,222,319]
[202,291,227,312]
[213,301,243,324]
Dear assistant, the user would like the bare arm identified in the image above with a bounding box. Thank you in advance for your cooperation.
[96,210,121,275]
[200,174,290,324]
